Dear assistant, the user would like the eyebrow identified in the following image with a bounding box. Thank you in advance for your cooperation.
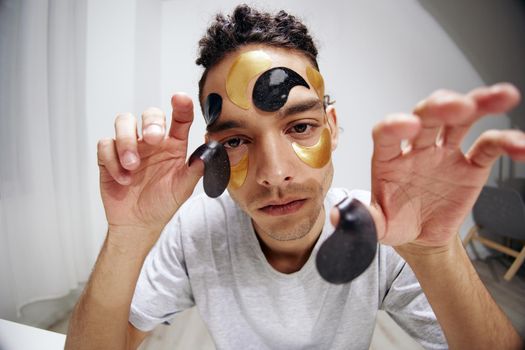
[206,119,246,134]
[279,98,323,118]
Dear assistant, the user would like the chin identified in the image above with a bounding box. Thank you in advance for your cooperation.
[254,203,322,241]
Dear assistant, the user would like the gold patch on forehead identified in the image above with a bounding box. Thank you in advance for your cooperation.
[292,128,331,168]
[226,50,272,110]
[306,66,325,100]
[228,152,249,189]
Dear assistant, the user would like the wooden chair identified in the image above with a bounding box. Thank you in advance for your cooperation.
[463,186,525,281]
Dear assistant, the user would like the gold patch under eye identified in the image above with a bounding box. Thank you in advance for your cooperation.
[306,66,325,100]
[228,152,249,189]
[226,50,272,110]
[292,128,331,168]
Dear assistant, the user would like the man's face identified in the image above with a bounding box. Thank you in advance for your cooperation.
[202,45,339,241]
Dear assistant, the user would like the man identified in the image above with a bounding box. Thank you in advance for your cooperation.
[66,5,524,349]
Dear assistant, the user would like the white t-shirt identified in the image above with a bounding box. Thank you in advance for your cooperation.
[130,188,447,349]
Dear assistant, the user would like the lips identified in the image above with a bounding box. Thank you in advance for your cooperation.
[258,198,307,216]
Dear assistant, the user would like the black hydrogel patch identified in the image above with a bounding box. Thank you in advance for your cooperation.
[316,198,378,284]
[252,67,310,112]
[189,141,230,198]
[204,93,222,126]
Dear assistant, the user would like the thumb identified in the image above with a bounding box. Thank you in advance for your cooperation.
[329,206,339,227]
[184,157,205,189]
[187,141,230,198]
[174,158,204,205]
[187,157,205,177]
[330,198,386,240]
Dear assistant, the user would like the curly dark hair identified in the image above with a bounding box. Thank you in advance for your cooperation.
[196,4,320,105]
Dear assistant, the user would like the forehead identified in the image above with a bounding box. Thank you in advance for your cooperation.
[202,45,319,111]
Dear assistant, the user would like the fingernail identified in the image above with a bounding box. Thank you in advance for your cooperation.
[490,84,505,94]
[513,138,525,148]
[414,99,426,113]
[145,124,163,136]
[434,94,456,105]
[172,94,192,111]
[122,151,138,167]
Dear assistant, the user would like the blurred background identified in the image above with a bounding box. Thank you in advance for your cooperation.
[0,0,524,349]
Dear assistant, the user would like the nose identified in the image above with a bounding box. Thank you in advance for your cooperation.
[254,133,296,188]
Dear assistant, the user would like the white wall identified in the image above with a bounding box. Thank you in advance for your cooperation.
[85,0,510,245]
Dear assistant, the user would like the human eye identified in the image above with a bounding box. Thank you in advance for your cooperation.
[222,137,246,149]
[287,122,318,137]
[292,123,309,133]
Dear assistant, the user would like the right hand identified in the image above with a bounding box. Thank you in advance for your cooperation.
[97,93,204,243]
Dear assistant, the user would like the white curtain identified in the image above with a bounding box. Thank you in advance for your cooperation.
[0,0,95,328]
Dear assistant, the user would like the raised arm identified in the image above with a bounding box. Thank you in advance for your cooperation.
[397,236,522,349]
[365,83,523,348]
[65,94,203,350]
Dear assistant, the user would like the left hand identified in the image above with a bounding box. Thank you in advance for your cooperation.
[367,83,523,248]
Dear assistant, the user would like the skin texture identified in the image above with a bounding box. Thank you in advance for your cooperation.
[204,45,339,252]
[66,95,205,350]
[219,50,332,189]
[65,43,524,350]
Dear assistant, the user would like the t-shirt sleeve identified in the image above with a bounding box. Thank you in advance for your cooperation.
[380,256,447,349]
[129,213,195,332]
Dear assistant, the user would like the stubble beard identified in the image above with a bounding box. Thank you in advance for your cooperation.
[261,199,324,241]
[232,164,334,242]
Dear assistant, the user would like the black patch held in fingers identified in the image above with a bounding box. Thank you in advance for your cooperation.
[189,141,230,198]
[316,197,378,284]
[252,67,310,112]
[204,93,222,126]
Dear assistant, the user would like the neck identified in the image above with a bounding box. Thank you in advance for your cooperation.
[253,207,325,274]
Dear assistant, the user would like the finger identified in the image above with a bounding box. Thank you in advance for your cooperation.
[172,158,205,206]
[445,83,521,147]
[332,198,387,242]
[168,93,194,142]
[412,90,476,150]
[141,107,166,145]
[330,206,339,227]
[470,83,521,116]
[372,114,421,162]
[466,129,525,168]
[97,138,131,185]
[185,157,205,185]
[115,113,140,170]
[441,124,469,148]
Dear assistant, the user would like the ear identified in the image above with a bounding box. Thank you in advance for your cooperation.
[326,105,339,151]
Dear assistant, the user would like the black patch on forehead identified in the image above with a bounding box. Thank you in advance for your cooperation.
[252,67,310,112]
[204,93,222,126]
[316,198,378,284]
[188,141,230,198]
